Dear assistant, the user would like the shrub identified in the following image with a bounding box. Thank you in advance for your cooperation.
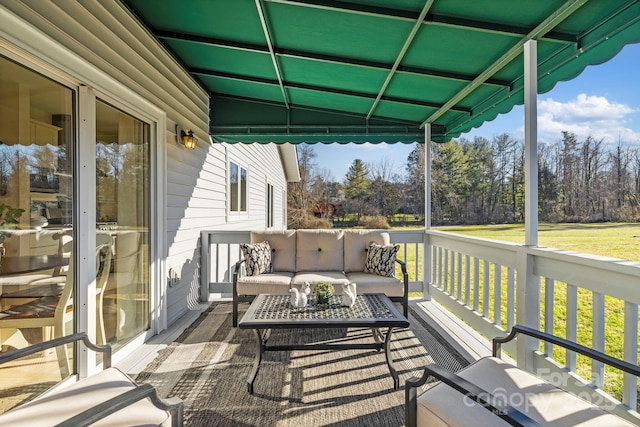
[359,215,390,229]
[297,217,333,229]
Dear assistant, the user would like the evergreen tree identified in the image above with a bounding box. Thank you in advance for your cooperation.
[343,159,370,219]
[405,145,425,216]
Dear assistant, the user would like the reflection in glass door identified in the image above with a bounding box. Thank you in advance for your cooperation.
[0,55,76,402]
[96,100,149,349]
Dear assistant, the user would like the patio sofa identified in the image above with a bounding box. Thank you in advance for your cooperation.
[406,325,640,427]
[232,229,408,326]
[0,333,183,427]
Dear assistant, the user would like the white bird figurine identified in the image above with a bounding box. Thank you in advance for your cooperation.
[289,287,300,308]
[342,282,357,307]
[303,282,311,297]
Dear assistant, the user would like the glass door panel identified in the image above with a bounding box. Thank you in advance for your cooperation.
[0,55,76,406]
[95,100,150,349]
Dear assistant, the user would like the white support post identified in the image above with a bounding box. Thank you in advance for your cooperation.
[516,251,539,372]
[423,124,432,299]
[518,40,540,371]
[524,40,538,247]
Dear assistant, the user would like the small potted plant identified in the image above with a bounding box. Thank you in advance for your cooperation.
[314,281,335,305]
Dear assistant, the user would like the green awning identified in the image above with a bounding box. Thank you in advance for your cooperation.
[124,0,640,143]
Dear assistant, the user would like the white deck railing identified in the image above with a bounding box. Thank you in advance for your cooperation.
[200,228,640,421]
[426,229,640,421]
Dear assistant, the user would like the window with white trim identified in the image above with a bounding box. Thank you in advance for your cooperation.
[266,183,274,227]
[229,161,247,213]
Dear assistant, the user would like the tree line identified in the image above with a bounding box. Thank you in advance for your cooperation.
[287,132,640,228]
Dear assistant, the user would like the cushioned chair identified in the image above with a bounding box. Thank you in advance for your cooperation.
[406,325,640,427]
[0,240,112,375]
[105,230,143,340]
[0,333,183,427]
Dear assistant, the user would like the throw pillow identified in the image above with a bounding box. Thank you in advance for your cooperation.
[240,241,272,276]
[364,242,399,277]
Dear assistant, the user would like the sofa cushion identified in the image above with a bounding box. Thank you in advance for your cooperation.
[364,242,399,277]
[295,229,344,272]
[0,367,172,427]
[240,241,272,276]
[343,230,390,273]
[345,272,404,297]
[416,357,635,427]
[291,271,349,288]
[251,230,296,272]
[236,272,294,295]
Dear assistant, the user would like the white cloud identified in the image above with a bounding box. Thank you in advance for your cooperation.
[535,94,640,144]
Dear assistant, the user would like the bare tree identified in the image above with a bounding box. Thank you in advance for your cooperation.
[287,145,317,228]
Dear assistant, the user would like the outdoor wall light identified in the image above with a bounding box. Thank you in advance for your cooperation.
[175,124,197,150]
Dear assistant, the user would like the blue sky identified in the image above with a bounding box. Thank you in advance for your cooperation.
[309,42,640,182]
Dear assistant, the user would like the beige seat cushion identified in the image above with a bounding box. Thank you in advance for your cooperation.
[416,357,635,427]
[296,229,344,272]
[236,272,294,295]
[251,230,296,272]
[291,271,349,288]
[343,230,390,272]
[345,272,404,297]
[0,367,172,427]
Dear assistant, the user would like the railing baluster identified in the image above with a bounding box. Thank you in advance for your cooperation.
[464,254,471,306]
[438,247,444,290]
[444,249,450,294]
[413,243,419,283]
[225,243,231,282]
[210,242,217,283]
[592,291,605,389]
[507,268,515,330]
[566,283,578,371]
[449,250,455,296]
[544,277,554,356]
[483,260,490,318]
[473,257,480,313]
[494,263,502,327]
[624,301,638,411]
[456,252,462,300]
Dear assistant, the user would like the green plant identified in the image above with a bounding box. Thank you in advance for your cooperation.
[0,203,24,227]
[0,203,24,244]
[314,282,335,304]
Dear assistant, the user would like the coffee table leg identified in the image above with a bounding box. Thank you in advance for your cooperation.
[371,328,383,344]
[383,327,400,390]
[247,328,265,394]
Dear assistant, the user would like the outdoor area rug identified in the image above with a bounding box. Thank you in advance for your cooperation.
[136,301,469,426]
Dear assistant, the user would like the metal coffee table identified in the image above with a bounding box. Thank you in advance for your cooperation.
[238,293,410,394]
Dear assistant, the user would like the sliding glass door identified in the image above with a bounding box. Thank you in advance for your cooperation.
[96,100,150,349]
[0,55,76,393]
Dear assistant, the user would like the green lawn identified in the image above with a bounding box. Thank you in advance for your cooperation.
[438,222,640,262]
[397,222,640,404]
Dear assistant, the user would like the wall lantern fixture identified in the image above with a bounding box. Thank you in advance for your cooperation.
[175,124,196,150]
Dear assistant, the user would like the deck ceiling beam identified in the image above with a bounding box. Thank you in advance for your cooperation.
[367,0,435,120]
[193,68,471,113]
[255,0,289,108]
[264,0,577,43]
[156,30,512,88]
